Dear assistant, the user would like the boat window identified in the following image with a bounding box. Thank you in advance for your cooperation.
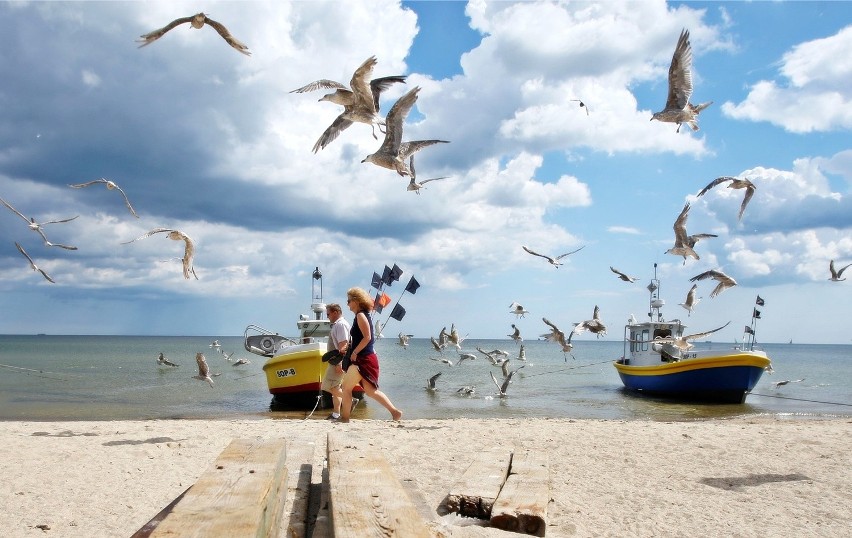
[653,327,672,339]
[630,329,650,352]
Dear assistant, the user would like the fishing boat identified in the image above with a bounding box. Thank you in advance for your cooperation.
[243,267,362,408]
[613,265,771,403]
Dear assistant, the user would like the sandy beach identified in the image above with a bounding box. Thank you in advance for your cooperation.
[1,416,849,537]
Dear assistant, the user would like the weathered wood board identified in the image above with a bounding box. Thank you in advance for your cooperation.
[279,441,315,537]
[444,449,512,519]
[148,438,288,538]
[326,432,431,537]
[490,450,550,536]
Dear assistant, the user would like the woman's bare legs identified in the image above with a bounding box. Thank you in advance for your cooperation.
[339,366,402,421]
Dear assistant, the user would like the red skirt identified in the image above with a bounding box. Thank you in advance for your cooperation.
[349,352,380,390]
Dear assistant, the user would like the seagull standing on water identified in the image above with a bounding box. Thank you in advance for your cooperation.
[14,242,55,283]
[1,197,78,250]
[829,259,851,281]
[137,12,251,56]
[490,363,525,398]
[156,352,179,367]
[696,176,756,221]
[426,372,442,391]
[690,269,738,298]
[193,353,214,387]
[68,179,139,218]
[650,29,713,132]
[122,228,197,280]
[397,332,412,349]
[522,245,585,267]
[291,56,407,151]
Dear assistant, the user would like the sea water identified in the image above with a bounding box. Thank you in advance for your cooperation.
[0,335,849,421]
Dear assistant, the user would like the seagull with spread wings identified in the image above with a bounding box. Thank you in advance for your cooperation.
[690,269,738,298]
[509,302,529,318]
[541,317,578,359]
[426,372,442,391]
[610,266,639,283]
[361,87,449,177]
[665,202,701,264]
[2,197,78,250]
[575,305,607,338]
[15,242,55,283]
[122,228,197,280]
[507,324,522,344]
[137,12,250,56]
[650,29,713,132]
[829,259,851,282]
[652,321,731,352]
[490,363,525,397]
[291,56,407,151]
[522,245,585,267]
[69,178,139,218]
[678,283,701,316]
[406,154,449,194]
[696,176,756,221]
[193,353,215,387]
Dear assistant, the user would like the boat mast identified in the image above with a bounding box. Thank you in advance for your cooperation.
[311,267,326,320]
[647,263,663,323]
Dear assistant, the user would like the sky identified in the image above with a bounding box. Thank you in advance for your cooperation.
[0,1,850,345]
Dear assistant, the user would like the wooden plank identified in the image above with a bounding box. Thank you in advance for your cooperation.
[490,451,550,536]
[444,449,512,519]
[149,438,288,538]
[279,441,315,537]
[130,487,190,538]
[327,432,431,537]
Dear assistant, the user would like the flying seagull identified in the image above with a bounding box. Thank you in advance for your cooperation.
[1,197,78,250]
[361,87,449,176]
[406,154,449,194]
[426,372,442,391]
[678,283,701,316]
[570,99,589,116]
[122,228,197,280]
[476,346,507,366]
[68,178,139,218]
[431,356,453,367]
[193,353,215,387]
[137,13,250,56]
[541,317,577,359]
[429,335,445,353]
[652,321,731,352]
[397,332,413,349]
[291,56,407,150]
[232,358,251,366]
[509,302,529,318]
[522,245,585,267]
[14,242,55,283]
[456,351,476,364]
[507,324,522,344]
[829,259,851,281]
[696,176,756,221]
[665,202,700,264]
[490,364,525,397]
[448,323,466,349]
[156,352,179,367]
[575,305,607,338]
[610,266,639,283]
[650,29,713,132]
[690,269,738,298]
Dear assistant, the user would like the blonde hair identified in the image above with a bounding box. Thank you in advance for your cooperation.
[346,287,374,311]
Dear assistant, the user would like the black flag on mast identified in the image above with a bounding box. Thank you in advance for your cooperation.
[389,303,406,321]
[404,276,420,295]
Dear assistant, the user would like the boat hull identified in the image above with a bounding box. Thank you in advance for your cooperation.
[613,352,770,404]
[262,342,363,407]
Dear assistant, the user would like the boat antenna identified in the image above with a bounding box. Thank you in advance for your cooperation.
[647,263,663,322]
[311,267,325,320]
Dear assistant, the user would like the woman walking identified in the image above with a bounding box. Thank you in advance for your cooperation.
[338,287,403,422]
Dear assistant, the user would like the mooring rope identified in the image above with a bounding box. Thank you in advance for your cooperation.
[749,392,852,408]
[0,362,79,381]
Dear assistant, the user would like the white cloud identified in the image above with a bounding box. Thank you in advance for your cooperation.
[722,25,852,132]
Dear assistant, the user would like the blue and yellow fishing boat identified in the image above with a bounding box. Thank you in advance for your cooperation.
[613,266,771,404]
[244,267,363,408]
